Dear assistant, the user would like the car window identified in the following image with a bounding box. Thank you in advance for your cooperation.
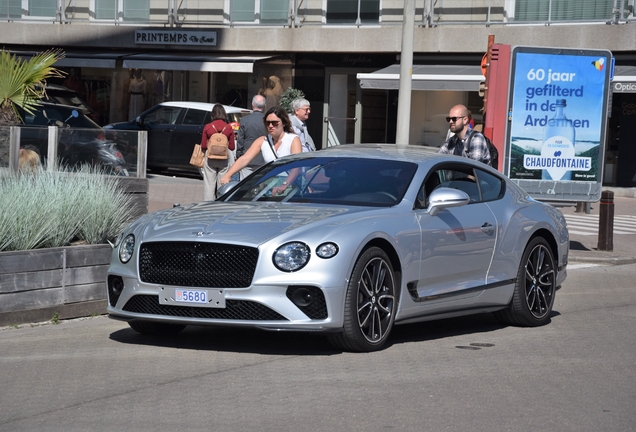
[224,157,417,207]
[182,109,207,126]
[475,169,504,201]
[143,106,181,125]
[418,164,481,206]
[22,106,100,129]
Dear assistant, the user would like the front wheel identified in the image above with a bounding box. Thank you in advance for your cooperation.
[494,237,556,327]
[328,247,397,352]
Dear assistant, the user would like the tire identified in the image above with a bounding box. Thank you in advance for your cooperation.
[328,247,397,352]
[494,237,556,327]
[128,320,186,336]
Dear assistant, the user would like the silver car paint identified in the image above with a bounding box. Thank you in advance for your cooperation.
[107,145,569,332]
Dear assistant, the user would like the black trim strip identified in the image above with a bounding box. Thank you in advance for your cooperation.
[411,278,515,302]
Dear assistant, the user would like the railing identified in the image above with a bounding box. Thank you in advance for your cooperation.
[0,126,147,178]
[0,0,632,27]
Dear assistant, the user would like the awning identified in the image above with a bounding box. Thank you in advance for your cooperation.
[612,65,636,93]
[357,64,485,91]
[10,50,122,69]
[122,53,272,73]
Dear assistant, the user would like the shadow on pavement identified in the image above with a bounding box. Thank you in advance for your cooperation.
[109,310,561,355]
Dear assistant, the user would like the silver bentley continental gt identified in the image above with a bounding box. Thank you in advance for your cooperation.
[107,144,569,352]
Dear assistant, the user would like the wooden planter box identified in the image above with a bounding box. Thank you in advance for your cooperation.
[0,244,113,326]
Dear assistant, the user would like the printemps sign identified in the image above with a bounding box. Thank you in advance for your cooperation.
[507,46,612,202]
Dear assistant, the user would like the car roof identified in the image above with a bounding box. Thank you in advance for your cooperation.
[318,144,443,163]
[158,101,252,114]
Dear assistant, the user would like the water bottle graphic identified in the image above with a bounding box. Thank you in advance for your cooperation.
[541,99,576,181]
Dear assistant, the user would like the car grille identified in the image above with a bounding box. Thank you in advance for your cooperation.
[123,295,288,321]
[139,241,259,288]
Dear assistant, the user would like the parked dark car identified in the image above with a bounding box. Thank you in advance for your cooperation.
[42,84,99,123]
[19,102,129,176]
[104,101,251,174]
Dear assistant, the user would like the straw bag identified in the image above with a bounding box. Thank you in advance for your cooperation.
[189,144,205,168]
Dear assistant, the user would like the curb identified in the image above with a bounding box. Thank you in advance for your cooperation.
[568,255,636,266]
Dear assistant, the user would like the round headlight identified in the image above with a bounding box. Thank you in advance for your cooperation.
[273,242,310,272]
[316,242,339,259]
[119,234,135,263]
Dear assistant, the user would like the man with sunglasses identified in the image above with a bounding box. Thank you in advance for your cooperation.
[438,104,491,165]
[290,98,316,152]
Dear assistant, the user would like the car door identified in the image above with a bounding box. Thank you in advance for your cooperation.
[141,105,182,168]
[170,108,209,171]
[414,164,497,302]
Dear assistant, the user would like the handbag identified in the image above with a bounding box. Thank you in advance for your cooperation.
[189,143,205,168]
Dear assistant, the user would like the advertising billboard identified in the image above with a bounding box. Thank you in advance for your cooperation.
[506,46,612,202]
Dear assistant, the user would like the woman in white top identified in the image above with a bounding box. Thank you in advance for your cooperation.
[220,106,302,186]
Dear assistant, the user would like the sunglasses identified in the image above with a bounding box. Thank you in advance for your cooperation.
[446,116,466,123]
[265,120,281,127]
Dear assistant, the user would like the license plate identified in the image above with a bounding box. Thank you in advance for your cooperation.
[158,287,226,308]
[175,289,207,304]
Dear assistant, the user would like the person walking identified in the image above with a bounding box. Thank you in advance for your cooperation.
[220,106,302,186]
[201,104,236,201]
[290,98,316,152]
[236,95,267,180]
[438,104,490,165]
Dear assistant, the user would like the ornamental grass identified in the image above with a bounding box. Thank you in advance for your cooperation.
[0,165,137,251]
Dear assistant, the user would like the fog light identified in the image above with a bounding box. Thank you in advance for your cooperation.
[291,287,314,307]
[108,275,124,306]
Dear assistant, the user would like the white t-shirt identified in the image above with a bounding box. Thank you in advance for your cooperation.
[260,132,298,163]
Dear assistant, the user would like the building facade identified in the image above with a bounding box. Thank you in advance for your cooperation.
[2,0,636,186]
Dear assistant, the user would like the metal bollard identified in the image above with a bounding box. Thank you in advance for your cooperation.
[597,190,614,251]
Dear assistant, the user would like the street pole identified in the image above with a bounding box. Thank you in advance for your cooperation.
[396,0,415,148]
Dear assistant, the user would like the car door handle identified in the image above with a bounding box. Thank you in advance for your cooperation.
[481,223,495,234]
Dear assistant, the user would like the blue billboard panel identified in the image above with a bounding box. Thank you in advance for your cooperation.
[506,46,612,202]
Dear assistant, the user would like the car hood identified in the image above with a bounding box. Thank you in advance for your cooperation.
[134,201,370,245]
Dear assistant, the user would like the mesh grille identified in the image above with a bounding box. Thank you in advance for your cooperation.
[139,242,259,288]
[123,295,288,321]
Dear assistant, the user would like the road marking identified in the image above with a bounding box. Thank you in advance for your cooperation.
[565,214,636,236]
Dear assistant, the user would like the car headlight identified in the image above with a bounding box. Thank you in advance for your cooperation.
[119,234,135,263]
[316,242,339,259]
[273,242,310,272]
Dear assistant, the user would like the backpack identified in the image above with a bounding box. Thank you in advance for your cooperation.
[207,124,229,160]
[467,130,499,169]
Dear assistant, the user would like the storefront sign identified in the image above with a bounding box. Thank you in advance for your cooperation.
[506,46,612,202]
[613,82,636,93]
[135,30,217,46]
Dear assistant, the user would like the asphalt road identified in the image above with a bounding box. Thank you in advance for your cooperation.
[1,263,635,432]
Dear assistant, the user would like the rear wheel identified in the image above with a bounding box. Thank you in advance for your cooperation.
[328,247,397,352]
[128,320,186,336]
[494,237,556,327]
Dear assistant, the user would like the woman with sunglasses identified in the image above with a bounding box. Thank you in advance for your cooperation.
[220,106,302,188]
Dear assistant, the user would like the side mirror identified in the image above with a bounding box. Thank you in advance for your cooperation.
[427,187,470,216]
[216,181,239,199]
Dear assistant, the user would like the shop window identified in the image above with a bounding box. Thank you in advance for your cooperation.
[29,0,56,17]
[94,0,149,21]
[230,0,288,24]
[326,0,380,24]
[0,0,21,18]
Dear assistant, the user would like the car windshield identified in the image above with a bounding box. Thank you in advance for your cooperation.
[222,156,417,207]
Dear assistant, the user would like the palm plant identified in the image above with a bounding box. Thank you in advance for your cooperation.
[0,48,65,125]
